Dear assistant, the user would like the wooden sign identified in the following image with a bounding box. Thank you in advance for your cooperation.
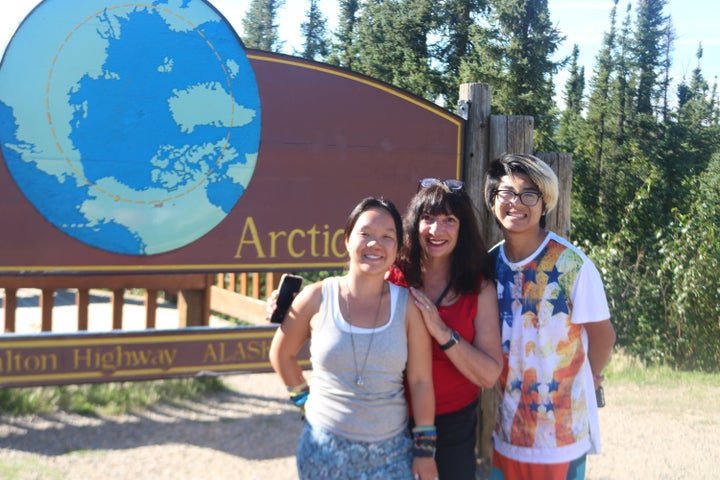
[0,325,310,388]
[0,0,463,274]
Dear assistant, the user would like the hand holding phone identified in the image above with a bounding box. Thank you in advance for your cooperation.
[270,274,303,324]
[595,385,605,408]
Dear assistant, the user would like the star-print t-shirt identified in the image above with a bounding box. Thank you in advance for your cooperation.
[491,231,610,465]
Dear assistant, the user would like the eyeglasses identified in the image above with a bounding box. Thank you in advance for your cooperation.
[418,178,464,192]
[495,189,542,207]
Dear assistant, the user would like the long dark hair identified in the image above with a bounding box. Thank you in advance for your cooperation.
[396,184,493,294]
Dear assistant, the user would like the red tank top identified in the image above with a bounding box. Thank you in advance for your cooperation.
[387,265,481,415]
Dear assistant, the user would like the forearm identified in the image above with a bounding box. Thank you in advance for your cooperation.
[408,378,435,426]
[437,285,502,387]
[272,355,306,388]
[442,336,502,387]
[269,332,307,388]
[585,320,616,382]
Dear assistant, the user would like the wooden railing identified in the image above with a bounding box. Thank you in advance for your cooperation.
[210,272,283,326]
[0,272,286,334]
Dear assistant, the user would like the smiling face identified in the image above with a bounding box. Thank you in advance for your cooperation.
[418,212,460,261]
[491,173,545,236]
[345,207,399,275]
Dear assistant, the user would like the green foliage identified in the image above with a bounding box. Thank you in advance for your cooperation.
[585,154,720,372]
[431,0,488,107]
[241,0,285,51]
[0,377,224,416]
[633,0,669,115]
[299,0,329,60]
[326,0,360,68]
[560,0,720,371]
[584,183,671,365]
[464,0,564,150]
[656,159,720,370]
[294,269,343,285]
[351,0,441,100]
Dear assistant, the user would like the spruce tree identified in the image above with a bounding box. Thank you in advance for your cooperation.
[573,0,620,241]
[327,0,360,68]
[663,46,720,209]
[299,0,329,60]
[466,0,564,150]
[241,0,285,52]
[556,44,585,154]
[433,0,488,108]
[633,0,669,116]
[352,0,439,101]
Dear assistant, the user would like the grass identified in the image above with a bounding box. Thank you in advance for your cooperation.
[3,350,717,417]
[605,349,720,387]
[0,377,225,416]
[0,458,63,480]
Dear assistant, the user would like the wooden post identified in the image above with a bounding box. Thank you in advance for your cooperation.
[239,272,248,296]
[265,272,278,298]
[251,272,260,299]
[77,288,90,331]
[177,274,213,327]
[112,289,124,330]
[538,152,573,240]
[459,85,537,472]
[489,115,534,158]
[3,288,17,332]
[459,83,492,473]
[41,288,54,332]
[458,83,491,230]
[145,289,158,329]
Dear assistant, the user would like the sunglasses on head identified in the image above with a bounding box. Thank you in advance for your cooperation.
[418,178,464,192]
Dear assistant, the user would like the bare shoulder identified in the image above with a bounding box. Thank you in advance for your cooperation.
[479,277,496,294]
[402,287,423,324]
[293,280,324,310]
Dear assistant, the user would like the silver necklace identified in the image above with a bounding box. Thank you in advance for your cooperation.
[343,280,385,387]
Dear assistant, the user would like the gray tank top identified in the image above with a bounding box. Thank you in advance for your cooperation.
[304,276,410,442]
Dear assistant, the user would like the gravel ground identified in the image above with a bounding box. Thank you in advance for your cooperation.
[0,373,302,480]
[2,374,719,480]
[2,290,719,479]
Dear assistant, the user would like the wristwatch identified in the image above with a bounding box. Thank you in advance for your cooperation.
[439,330,460,351]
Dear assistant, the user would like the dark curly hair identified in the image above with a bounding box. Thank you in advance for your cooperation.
[396,184,493,295]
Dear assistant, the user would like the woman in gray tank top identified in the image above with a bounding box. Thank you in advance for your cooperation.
[270,197,439,480]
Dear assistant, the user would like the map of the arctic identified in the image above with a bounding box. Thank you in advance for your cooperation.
[0,0,261,255]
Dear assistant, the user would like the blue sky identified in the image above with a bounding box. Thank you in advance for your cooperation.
[2,0,718,105]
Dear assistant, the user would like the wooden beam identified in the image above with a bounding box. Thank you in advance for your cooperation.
[77,289,90,331]
[40,289,54,332]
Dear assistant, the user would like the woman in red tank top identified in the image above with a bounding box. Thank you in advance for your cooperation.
[391,179,502,480]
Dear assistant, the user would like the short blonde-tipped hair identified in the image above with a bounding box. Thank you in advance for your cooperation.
[483,153,558,214]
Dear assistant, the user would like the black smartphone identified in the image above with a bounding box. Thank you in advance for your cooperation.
[595,385,605,408]
[270,274,303,324]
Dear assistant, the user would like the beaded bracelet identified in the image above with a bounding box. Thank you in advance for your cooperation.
[288,382,310,409]
[411,425,437,458]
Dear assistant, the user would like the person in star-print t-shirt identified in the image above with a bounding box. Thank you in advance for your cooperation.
[483,153,616,480]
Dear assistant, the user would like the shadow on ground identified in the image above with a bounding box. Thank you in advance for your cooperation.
[0,383,302,461]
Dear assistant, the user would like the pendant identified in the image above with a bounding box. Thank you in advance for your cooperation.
[356,375,364,387]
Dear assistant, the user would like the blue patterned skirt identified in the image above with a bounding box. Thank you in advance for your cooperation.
[297,421,414,480]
